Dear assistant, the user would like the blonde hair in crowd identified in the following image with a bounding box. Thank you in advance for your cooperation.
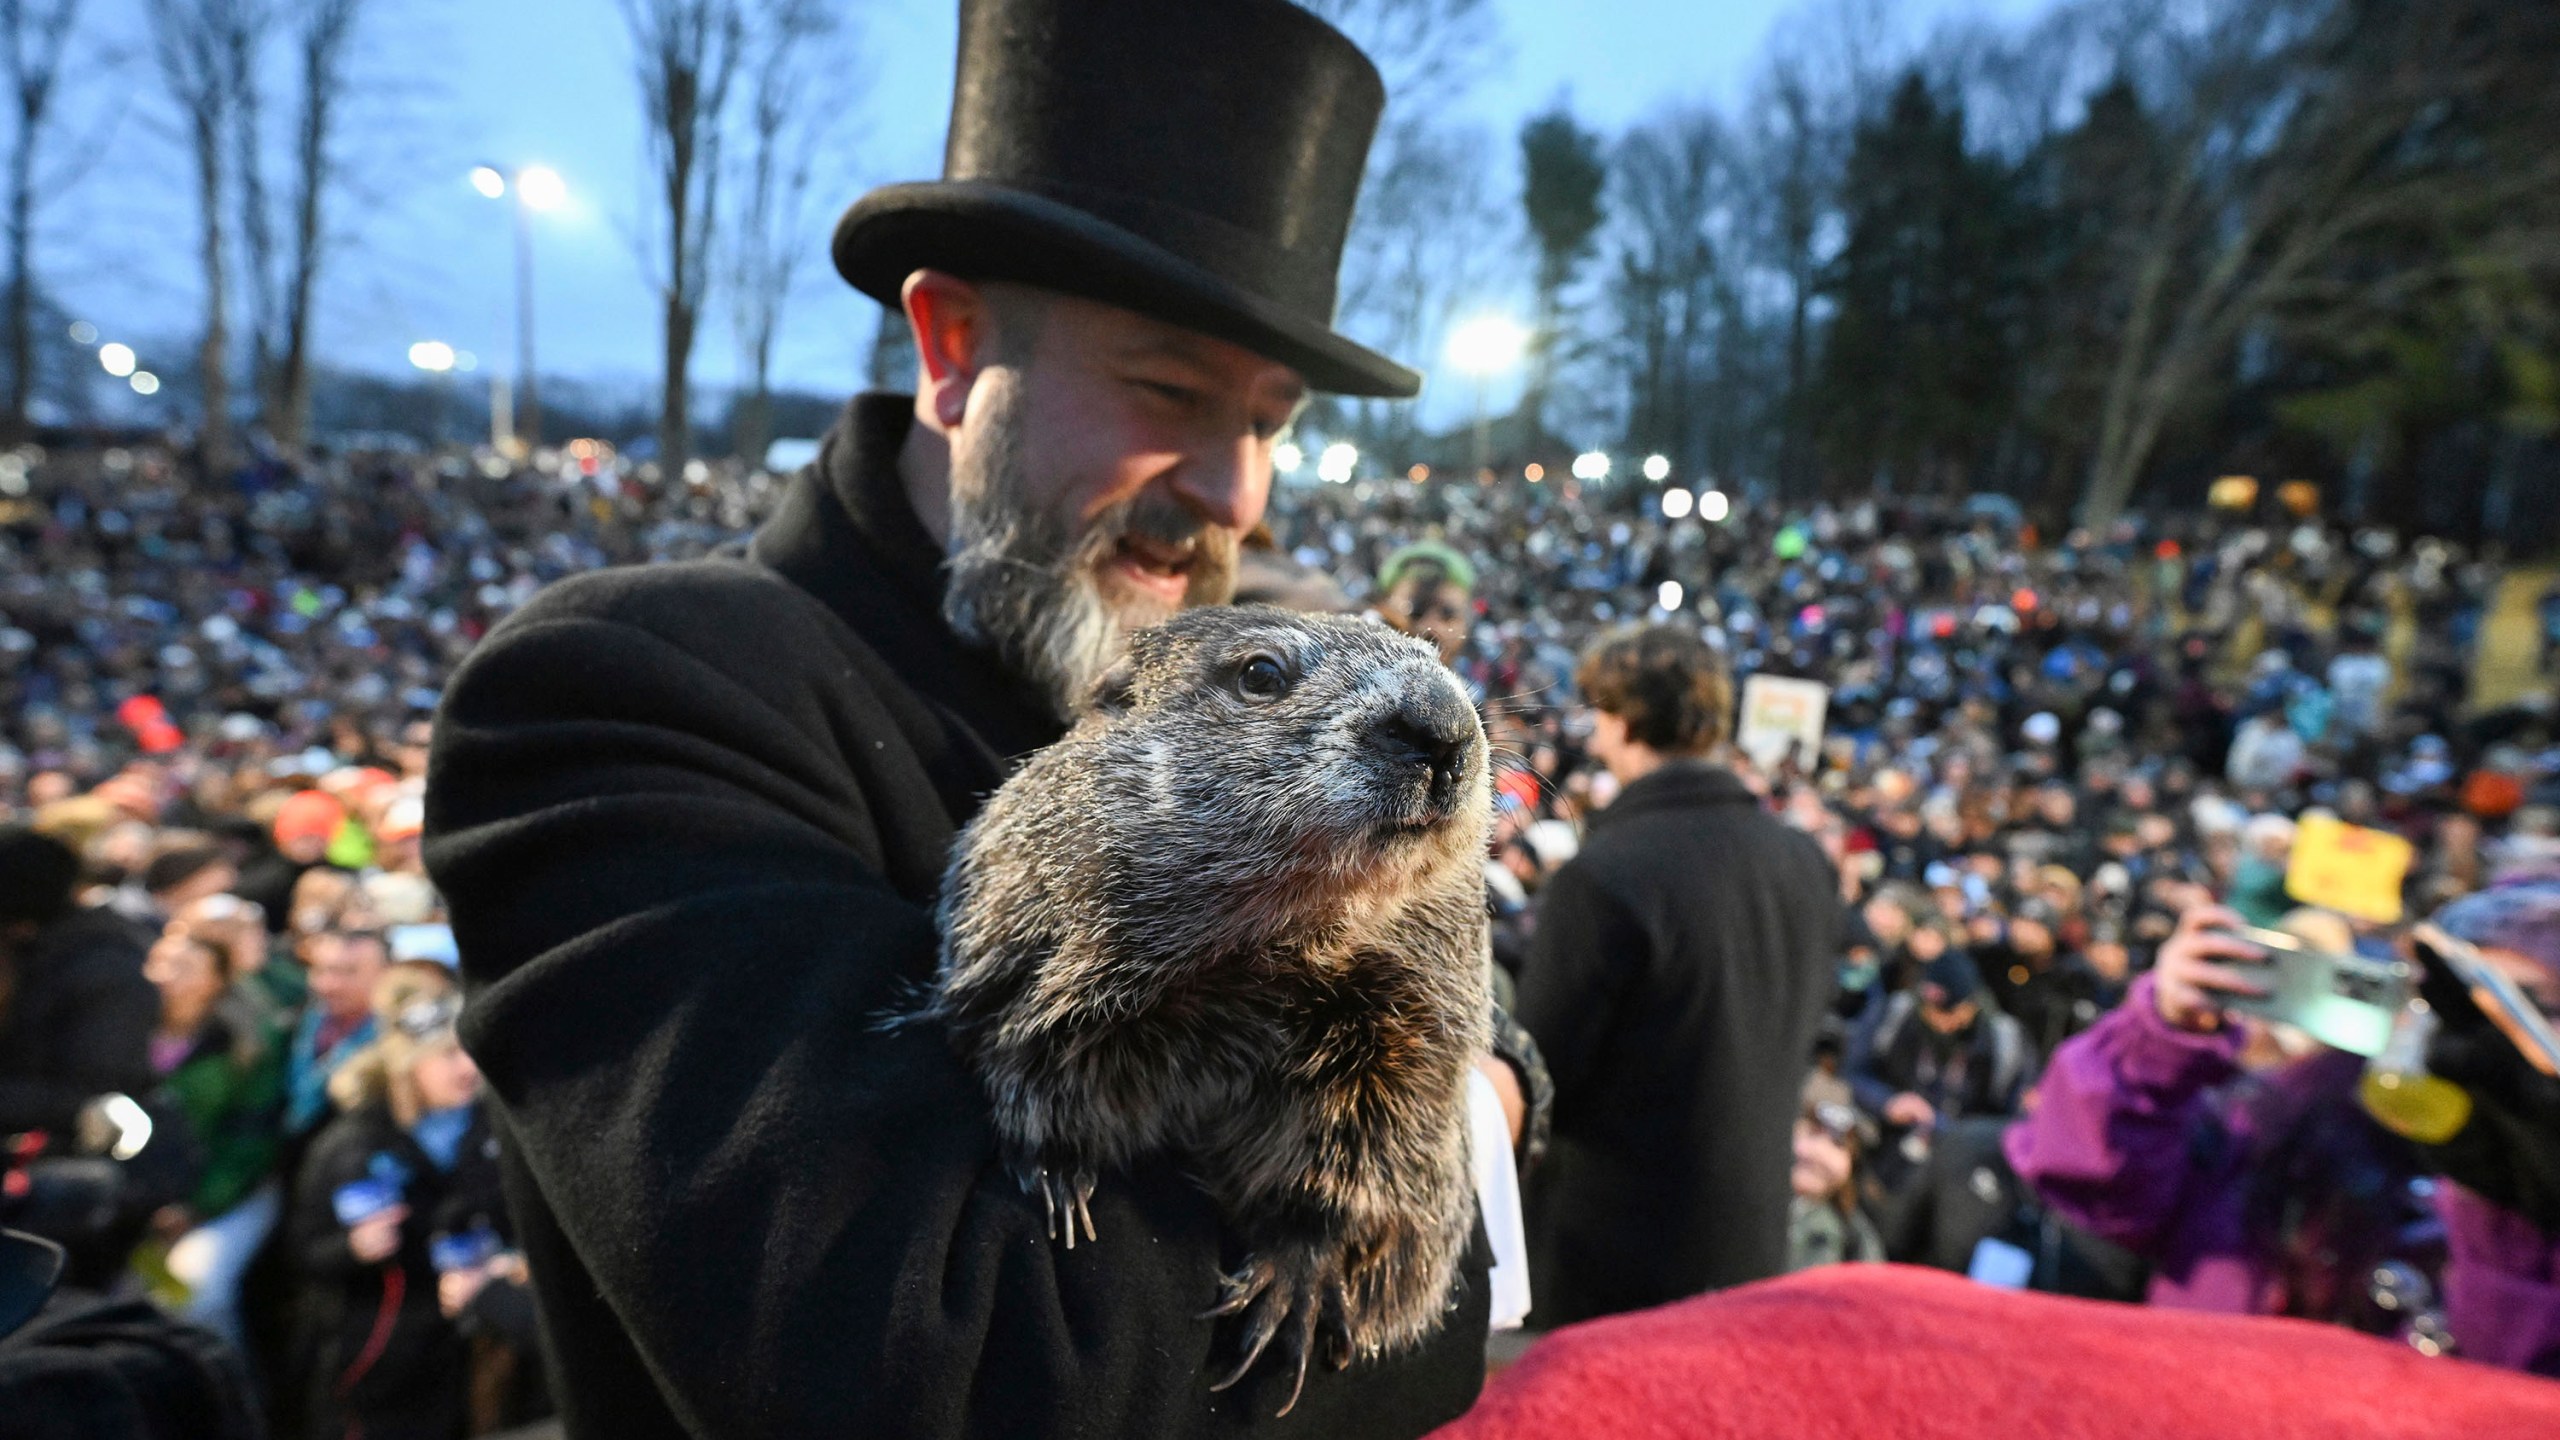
[326,960,462,1126]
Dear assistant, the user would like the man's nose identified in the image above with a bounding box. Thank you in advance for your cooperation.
[1166,432,1270,534]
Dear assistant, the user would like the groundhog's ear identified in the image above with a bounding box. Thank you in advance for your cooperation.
[1084,655,1138,718]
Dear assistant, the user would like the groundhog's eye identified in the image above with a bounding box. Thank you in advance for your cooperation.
[1235,654,1291,701]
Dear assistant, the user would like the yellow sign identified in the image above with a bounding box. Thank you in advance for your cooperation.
[2285,813,2414,924]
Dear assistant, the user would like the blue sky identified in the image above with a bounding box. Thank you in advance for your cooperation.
[57,0,2049,410]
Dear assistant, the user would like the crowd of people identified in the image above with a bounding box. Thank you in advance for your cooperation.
[1261,464,2558,1368]
[0,441,742,1436]
[3,430,2557,1436]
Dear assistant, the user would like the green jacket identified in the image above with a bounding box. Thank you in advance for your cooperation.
[1788,1195,1886,1272]
[158,999,288,1219]
[247,950,310,1017]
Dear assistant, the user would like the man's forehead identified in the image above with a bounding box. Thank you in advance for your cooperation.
[1040,289,1306,397]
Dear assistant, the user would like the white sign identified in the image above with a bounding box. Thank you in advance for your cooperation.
[1735,675,1830,772]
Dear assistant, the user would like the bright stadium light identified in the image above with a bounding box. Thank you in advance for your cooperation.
[1316,441,1359,484]
[1444,314,1528,377]
[517,165,568,212]
[1657,580,1685,611]
[98,342,136,377]
[408,340,457,373]
[129,371,161,396]
[1643,453,1671,482]
[67,320,96,345]
[468,165,507,199]
[1571,450,1610,481]
[1273,440,1303,474]
[1699,489,1731,523]
[1660,487,1694,520]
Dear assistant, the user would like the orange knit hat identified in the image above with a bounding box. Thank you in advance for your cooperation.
[272,789,347,849]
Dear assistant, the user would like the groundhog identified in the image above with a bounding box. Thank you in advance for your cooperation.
[929,606,1493,1415]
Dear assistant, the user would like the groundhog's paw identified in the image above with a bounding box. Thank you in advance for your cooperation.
[1007,1159,1099,1249]
[1202,1243,1354,1417]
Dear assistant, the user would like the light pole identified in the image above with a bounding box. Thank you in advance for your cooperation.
[470,163,566,453]
[1445,315,1528,477]
[410,340,457,445]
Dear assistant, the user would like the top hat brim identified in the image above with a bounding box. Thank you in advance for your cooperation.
[833,181,1421,400]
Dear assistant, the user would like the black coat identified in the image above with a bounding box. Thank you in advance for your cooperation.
[1878,1116,2147,1302]
[289,1099,503,1440]
[0,907,156,1137]
[423,395,1490,1439]
[1514,761,1841,1326]
[0,1291,264,1440]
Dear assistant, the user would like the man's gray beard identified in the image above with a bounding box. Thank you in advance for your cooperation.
[942,379,1232,716]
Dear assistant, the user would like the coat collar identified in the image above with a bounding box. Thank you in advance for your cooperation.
[749,392,1063,765]
[1590,758,1758,831]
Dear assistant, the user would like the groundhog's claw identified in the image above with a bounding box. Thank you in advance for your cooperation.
[1204,1248,1354,1417]
[1013,1162,1099,1248]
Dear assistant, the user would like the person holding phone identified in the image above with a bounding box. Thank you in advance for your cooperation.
[2005,892,2560,1374]
[287,961,499,1440]
[2405,882,2560,1374]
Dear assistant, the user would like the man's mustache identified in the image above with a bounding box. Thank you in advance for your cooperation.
[1080,490,1241,597]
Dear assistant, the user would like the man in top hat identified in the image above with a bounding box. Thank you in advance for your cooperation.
[423,1,1498,1435]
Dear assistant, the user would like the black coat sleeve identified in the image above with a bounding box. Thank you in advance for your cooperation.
[0,923,159,1137]
[423,568,1485,1439]
[1512,860,1648,1129]
[289,1111,397,1285]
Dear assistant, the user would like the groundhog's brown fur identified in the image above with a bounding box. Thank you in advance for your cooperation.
[930,606,1493,1414]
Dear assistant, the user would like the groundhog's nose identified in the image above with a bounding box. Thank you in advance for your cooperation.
[1375,698,1473,791]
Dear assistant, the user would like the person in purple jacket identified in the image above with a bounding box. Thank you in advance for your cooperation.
[2007,887,2560,1376]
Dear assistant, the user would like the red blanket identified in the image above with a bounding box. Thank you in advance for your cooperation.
[1431,1265,2560,1440]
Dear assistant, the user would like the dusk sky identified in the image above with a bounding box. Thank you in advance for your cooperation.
[61,0,2047,419]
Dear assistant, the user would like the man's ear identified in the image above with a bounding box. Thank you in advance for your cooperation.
[1084,655,1138,719]
[903,269,990,430]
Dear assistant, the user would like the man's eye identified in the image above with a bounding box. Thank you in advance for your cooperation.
[1236,655,1290,701]
[1138,380,1198,407]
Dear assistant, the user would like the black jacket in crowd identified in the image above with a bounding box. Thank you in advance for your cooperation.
[423,394,1491,1439]
[0,907,156,1137]
[0,1289,264,1440]
[1514,760,1842,1326]
[288,1098,505,1440]
[1848,990,2037,1124]
[1878,1115,2147,1301]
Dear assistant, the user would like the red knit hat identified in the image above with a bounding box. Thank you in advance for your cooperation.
[272,789,347,849]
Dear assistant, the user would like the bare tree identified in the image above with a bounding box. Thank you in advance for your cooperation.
[273,0,362,454]
[1327,118,1503,456]
[1736,68,1822,498]
[146,0,238,473]
[0,0,79,437]
[1299,0,1507,450]
[1299,0,1498,113]
[623,0,744,480]
[220,0,277,430]
[2074,0,2560,523]
[725,0,841,464]
[1608,107,1725,473]
[1735,0,1904,499]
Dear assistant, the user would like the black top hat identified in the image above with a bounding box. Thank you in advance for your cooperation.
[832,0,1419,398]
